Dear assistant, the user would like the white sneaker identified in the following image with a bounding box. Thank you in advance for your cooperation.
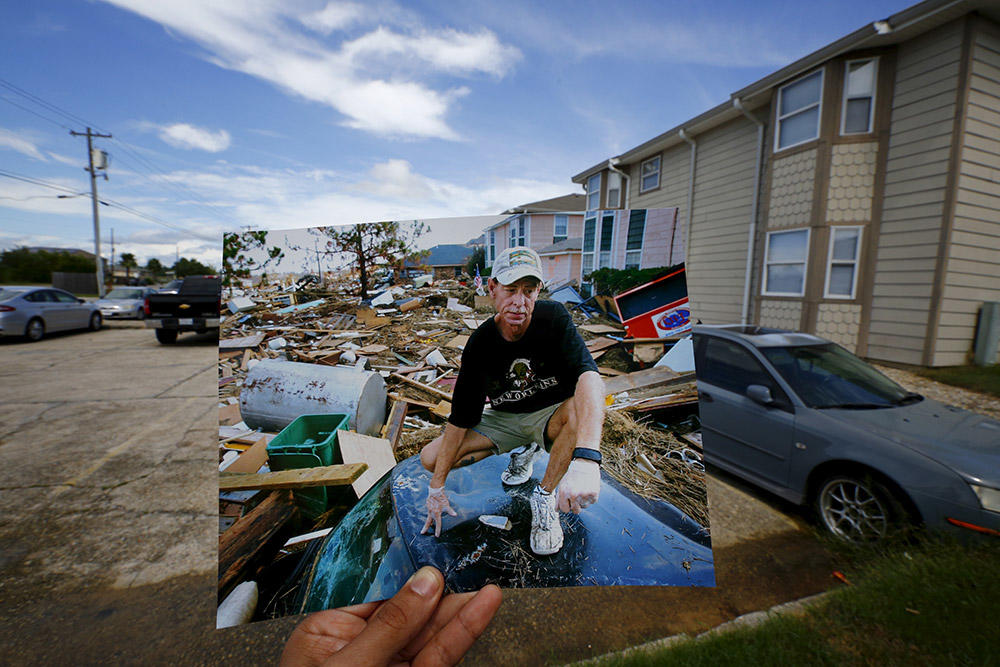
[500,442,540,485]
[529,486,563,555]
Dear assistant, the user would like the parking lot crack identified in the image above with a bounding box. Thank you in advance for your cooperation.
[154,363,216,398]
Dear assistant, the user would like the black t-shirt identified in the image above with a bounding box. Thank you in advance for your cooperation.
[449,300,598,428]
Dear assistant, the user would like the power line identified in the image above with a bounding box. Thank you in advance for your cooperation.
[0,77,106,133]
[0,168,82,195]
[0,94,73,131]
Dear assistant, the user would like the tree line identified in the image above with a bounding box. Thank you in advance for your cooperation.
[0,247,216,284]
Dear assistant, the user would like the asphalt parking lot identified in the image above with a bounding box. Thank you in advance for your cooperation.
[0,323,833,665]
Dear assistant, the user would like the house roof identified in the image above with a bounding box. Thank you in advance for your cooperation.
[572,0,999,181]
[501,193,585,215]
[537,237,583,255]
[408,244,473,268]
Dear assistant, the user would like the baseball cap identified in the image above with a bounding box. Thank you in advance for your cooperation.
[492,247,544,285]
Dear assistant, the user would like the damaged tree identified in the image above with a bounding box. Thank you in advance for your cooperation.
[315,222,426,299]
[223,230,284,296]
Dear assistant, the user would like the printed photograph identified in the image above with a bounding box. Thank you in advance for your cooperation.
[216,207,712,623]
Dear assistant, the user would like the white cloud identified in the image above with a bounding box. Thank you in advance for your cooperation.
[157,123,231,152]
[0,128,47,161]
[299,1,364,34]
[100,0,520,140]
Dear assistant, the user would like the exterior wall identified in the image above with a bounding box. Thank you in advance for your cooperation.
[816,303,864,352]
[867,19,966,365]
[639,207,683,268]
[827,143,878,222]
[935,17,1000,365]
[542,253,577,286]
[769,148,817,229]
[758,299,803,330]
[488,214,583,268]
[529,214,548,248]
[685,116,761,324]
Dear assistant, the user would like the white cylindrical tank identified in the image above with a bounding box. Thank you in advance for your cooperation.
[240,359,387,436]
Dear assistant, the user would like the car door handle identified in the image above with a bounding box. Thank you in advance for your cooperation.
[701,391,714,402]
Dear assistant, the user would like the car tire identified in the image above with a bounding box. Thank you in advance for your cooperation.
[155,328,178,344]
[25,317,45,342]
[136,307,145,320]
[815,472,908,542]
[89,312,102,331]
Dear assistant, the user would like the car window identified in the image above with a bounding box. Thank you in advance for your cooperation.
[51,291,79,303]
[25,291,55,303]
[697,337,788,402]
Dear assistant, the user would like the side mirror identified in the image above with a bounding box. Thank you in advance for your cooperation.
[746,384,774,406]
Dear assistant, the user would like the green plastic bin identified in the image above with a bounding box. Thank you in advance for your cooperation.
[267,414,350,520]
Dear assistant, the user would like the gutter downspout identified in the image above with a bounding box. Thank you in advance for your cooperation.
[678,128,697,276]
[607,158,630,210]
[734,97,764,326]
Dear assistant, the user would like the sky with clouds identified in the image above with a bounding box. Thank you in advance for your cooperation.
[1,0,915,272]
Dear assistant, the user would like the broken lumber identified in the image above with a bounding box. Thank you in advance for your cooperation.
[390,372,454,402]
[218,490,299,599]
[338,431,396,497]
[603,368,694,395]
[382,399,408,452]
[218,463,368,491]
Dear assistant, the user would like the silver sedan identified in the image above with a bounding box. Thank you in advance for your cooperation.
[94,287,157,320]
[0,286,103,342]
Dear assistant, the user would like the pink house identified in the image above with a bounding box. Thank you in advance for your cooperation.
[486,194,585,287]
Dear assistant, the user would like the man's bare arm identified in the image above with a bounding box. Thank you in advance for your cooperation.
[431,422,467,487]
[573,370,605,449]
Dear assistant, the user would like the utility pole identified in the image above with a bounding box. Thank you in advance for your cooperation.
[314,238,324,285]
[109,228,115,286]
[70,127,112,297]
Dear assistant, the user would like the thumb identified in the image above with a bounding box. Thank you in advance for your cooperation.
[332,567,444,664]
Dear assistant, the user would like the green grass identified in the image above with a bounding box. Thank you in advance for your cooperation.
[595,536,1000,666]
[915,364,1000,400]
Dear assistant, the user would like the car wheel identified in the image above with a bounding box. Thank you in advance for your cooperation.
[25,318,45,342]
[89,312,102,331]
[155,328,178,344]
[136,307,145,320]
[816,473,906,542]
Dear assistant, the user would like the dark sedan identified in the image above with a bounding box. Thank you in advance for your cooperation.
[693,325,1000,542]
[297,452,714,611]
[0,286,102,341]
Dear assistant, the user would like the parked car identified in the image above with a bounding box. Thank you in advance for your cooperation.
[144,275,220,344]
[0,286,102,342]
[693,325,1000,542]
[297,452,714,612]
[94,287,157,320]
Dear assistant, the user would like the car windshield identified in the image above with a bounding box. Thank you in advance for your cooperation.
[762,343,917,409]
[105,289,143,299]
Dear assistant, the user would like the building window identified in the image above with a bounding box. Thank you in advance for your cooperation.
[488,230,496,263]
[508,216,526,248]
[606,172,621,208]
[841,59,876,134]
[763,228,810,296]
[640,156,660,193]
[586,173,601,211]
[582,216,596,278]
[599,213,614,269]
[553,214,568,243]
[824,226,862,298]
[776,69,823,151]
[625,209,646,269]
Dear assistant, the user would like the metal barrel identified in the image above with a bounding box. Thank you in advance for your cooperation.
[239,359,387,436]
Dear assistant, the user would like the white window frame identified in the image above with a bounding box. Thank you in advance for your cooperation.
[639,155,661,193]
[823,226,863,299]
[762,228,811,297]
[553,214,568,242]
[597,212,615,270]
[581,215,597,281]
[586,173,601,211]
[775,69,824,152]
[606,172,621,208]
[488,230,496,264]
[840,58,877,135]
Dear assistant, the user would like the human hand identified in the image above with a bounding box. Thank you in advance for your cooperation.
[421,484,457,537]
[280,566,502,667]
[556,459,600,514]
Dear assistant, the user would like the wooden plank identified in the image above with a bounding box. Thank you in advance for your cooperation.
[338,431,396,497]
[388,392,439,410]
[219,349,243,361]
[219,333,265,350]
[597,366,626,376]
[218,490,298,599]
[381,399,409,452]
[579,324,623,334]
[431,400,452,419]
[585,337,619,353]
[218,403,242,426]
[225,436,270,474]
[462,318,483,330]
[218,463,368,491]
[390,373,454,402]
[603,368,693,395]
[446,334,469,349]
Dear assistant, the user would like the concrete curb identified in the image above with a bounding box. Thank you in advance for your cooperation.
[569,590,832,665]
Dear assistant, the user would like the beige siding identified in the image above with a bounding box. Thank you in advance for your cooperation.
[529,214,551,248]
[869,19,964,365]
[683,116,761,324]
[816,303,863,353]
[934,20,1000,366]
[759,300,802,330]
[769,149,816,229]
[639,208,683,268]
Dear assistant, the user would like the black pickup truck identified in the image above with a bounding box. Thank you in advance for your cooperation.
[144,275,221,344]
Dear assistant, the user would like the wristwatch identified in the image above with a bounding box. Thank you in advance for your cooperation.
[571,447,602,465]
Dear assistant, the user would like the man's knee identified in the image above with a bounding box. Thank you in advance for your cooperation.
[420,437,441,472]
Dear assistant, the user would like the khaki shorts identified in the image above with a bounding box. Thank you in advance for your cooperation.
[471,402,564,455]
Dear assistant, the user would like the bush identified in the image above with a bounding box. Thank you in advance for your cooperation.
[589,264,683,296]
[0,247,97,283]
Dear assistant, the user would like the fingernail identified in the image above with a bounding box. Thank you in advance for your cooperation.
[409,567,437,597]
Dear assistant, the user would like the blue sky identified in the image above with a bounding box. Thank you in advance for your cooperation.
[1,0,916,270]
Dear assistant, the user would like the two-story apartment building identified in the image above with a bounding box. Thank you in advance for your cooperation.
[572,0,1000,366]
[486,194,585,286]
